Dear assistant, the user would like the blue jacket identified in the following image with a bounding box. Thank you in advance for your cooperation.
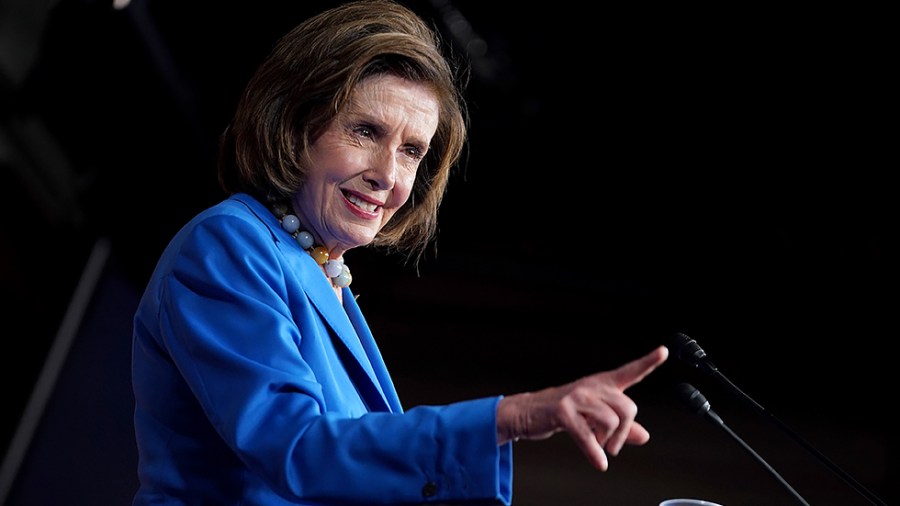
[132,193,513,505]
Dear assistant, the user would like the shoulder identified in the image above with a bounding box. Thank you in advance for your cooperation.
[150,194,292,276]
[196,193,274,229]
[180,193,281,245]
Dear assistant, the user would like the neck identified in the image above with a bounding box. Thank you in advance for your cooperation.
[270,200,353,288]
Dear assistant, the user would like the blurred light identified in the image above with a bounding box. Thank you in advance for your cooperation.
[113,0,131,10]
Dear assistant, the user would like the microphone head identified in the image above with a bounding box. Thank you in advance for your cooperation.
[674,382,711,416]
[669,332,708,368]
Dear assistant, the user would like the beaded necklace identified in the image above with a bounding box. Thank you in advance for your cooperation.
[272,203,352,288]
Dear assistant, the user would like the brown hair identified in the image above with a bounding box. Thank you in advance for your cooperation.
[218,0,469,261]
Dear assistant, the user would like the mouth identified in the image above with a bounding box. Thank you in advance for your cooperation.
[343,190,381,214]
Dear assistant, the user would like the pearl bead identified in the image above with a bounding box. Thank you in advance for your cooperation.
[324,259,344,278]
[295,231,314,250]
[333,265,352,288]
[281,214,300,234]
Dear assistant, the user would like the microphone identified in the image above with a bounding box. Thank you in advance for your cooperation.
[670,332,718,374]
[675,381,722,424]
[669,332,888,506]
[674,382,811,506]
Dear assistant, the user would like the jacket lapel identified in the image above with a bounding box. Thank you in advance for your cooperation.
[302,271,396,413]
[236,193,400,414]
[342,292,403,413]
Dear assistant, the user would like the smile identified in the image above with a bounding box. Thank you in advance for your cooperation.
[343,191,380,213]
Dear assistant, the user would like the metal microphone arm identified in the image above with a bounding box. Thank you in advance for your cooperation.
[676,382,811,506]
[671,333,888,506]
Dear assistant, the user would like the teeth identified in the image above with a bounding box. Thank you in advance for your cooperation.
[346,193,378,213]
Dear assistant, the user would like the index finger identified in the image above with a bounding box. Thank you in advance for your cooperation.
[610,345,669,390]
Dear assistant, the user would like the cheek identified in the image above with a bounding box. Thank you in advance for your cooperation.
[392,170,418,207]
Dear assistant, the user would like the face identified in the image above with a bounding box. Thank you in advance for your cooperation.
[292,74,440,258]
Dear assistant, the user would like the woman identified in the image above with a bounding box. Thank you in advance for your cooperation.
[131,1,668,504]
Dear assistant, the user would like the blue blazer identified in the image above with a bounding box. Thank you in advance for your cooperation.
[132,193,512,505]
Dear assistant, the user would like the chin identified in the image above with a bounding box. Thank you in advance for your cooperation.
[343,230,378,250]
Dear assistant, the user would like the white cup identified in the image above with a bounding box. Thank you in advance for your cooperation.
[659,500,723,506]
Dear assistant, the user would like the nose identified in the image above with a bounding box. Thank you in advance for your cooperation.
[363,148,397,191]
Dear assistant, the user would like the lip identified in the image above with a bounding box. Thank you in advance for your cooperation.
[341,189,383,220]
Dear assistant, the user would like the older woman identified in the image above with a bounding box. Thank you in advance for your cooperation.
[131,1,667,504]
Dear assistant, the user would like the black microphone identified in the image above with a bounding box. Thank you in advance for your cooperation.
[675,381,722,423]
[670,332,718,374]
[670,333,888,506]
[675,383,811,506]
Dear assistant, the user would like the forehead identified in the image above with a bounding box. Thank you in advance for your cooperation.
[344,74,440,135]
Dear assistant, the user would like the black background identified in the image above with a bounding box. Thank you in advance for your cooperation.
[1,1,894,505]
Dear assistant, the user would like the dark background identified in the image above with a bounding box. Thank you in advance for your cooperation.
[1,1,894,505]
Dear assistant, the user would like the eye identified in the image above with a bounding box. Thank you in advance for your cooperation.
[352,125,375,139]
[404,144,426,160]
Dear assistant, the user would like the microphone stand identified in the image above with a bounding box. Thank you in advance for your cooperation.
[673,333,888,506]
[676,383,811,506]
[709,368,888,506]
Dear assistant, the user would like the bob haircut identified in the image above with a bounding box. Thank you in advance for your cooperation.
[218,0,469,261]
